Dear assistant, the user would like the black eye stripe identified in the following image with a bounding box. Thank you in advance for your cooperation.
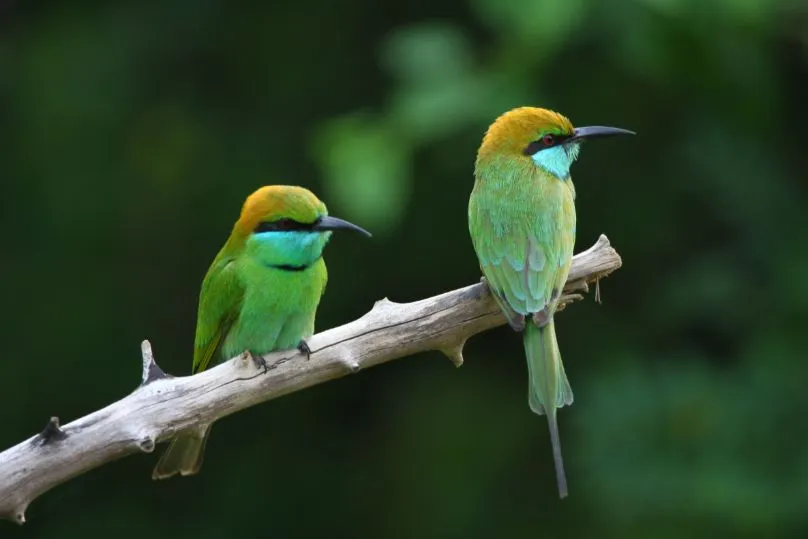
[522,133,571,156]
[254,218,316,233]
[522,141,545,156]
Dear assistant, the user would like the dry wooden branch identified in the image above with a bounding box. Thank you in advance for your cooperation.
[0,234,621,524]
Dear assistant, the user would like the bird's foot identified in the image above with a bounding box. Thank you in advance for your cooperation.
[297,339,311,360]
[509,315,526,332]
[244,350,268,374]
[532,307,552,328]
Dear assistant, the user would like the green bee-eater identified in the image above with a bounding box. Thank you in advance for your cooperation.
[468,107,633,498]
[152,185,371,480]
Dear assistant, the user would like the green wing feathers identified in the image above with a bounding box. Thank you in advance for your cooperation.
[192,256,245,373]
[477,233,552,316]
[468,168,576,320]
[469,206,555,318]
[153,253,241,481]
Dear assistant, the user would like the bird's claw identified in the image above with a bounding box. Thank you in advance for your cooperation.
[297,340,312,360]
[509,316,526,332]
[532,308,551,328]
[245,350,268,374]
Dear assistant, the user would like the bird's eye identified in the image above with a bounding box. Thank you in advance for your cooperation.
[254,218,310,233]
[542,134,555,146]
[274,218,297,230]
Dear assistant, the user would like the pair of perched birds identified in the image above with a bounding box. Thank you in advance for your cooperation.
[152,106,634,499]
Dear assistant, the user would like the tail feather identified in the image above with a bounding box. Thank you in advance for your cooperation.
[151,425,211,480]
[545,408,567,499]
[524,320,573,498]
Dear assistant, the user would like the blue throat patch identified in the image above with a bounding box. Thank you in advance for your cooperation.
[248,231,331,269]
[530,143,581,179]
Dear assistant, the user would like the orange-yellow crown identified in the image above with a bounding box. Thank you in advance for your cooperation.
[234,185,327,235]
[477,107,574,160]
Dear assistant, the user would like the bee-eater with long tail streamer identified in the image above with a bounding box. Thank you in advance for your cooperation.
[468,107,633,498]
[152,185,371,480]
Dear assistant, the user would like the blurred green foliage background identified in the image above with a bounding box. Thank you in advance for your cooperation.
[2,0,808,537]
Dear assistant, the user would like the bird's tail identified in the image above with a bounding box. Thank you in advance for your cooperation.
[523,319,574,498]
[151,425,211,480]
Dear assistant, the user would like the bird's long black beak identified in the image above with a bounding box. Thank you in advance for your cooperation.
[313,215,372,238]
[570,125,636,142]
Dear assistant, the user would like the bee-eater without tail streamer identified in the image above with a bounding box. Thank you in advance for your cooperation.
[468,107,634,498]
[152,185,371,480]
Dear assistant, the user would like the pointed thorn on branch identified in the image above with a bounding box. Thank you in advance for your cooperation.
[37,416,67,446]
[564,279,588,294]
[555,293,584,313]
[139,436,156,453]
[141,340,168,385]
[373,297,399,310]
[341,358,361,373]
[440,340,467,368]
